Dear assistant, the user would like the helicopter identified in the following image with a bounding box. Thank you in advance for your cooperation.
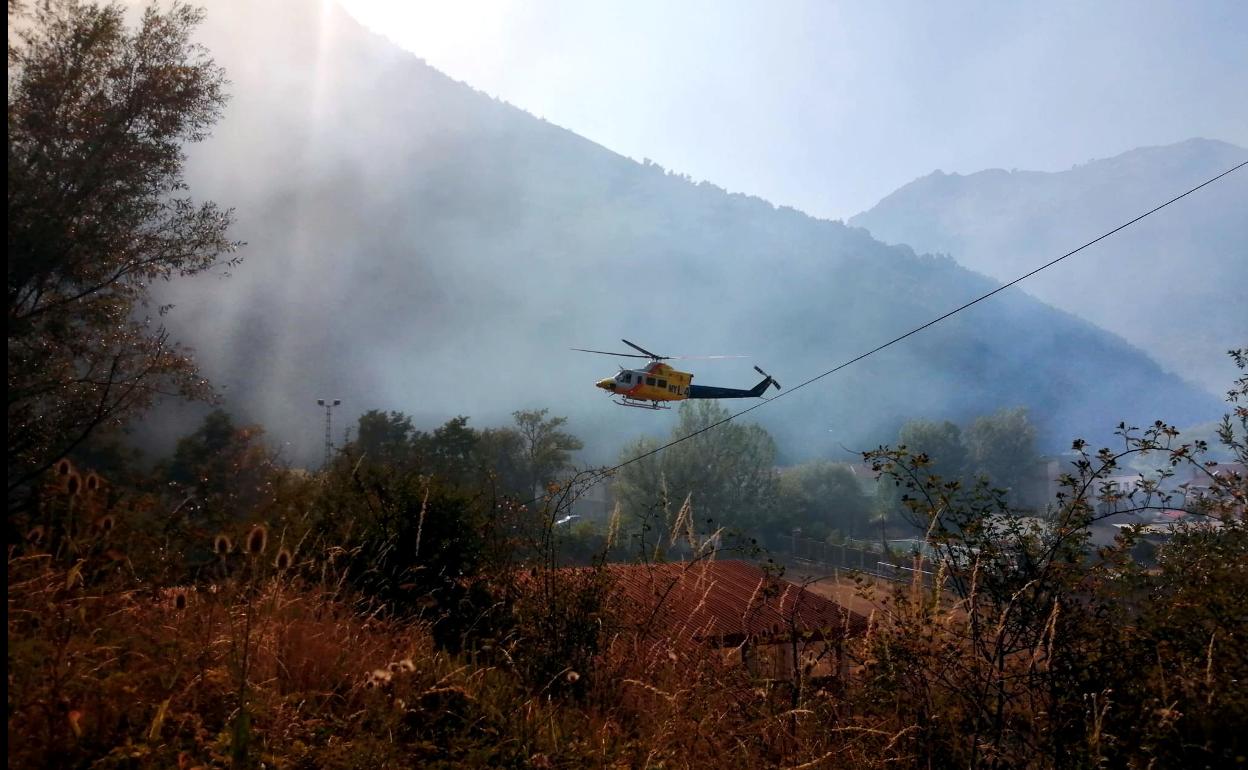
[572,340,781,410]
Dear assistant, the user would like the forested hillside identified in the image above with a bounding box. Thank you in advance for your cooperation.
[851,138,1247,396]
[151,0,1222,464]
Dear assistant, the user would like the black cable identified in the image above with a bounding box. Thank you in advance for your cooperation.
[558,159,1247,498]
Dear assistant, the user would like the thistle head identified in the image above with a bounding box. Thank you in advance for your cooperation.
[366,668,392,689]
[245,524,268,556]
[213,533,233,557]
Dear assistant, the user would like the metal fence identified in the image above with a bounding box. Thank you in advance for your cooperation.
[779,536,935,586]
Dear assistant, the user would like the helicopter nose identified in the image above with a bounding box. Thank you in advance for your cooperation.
[596,378,616,391]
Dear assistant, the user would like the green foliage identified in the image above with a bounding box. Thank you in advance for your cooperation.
[315,453,512,650]
[613,400,779,538]
[344,409,582,499]
[855,351,1248,768]
[473,426,528,496]
[899,418,967,481]
[964,406,1039,493]
[776,460,872,541]
[876,409,1042,532]
[512,408,584,496]
[7,0,240,499]
[161,409,276,527]
[354,409,416,467]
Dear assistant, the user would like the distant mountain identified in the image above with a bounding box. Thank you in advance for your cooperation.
[851,139,1247,396]
[145,0,1224,467]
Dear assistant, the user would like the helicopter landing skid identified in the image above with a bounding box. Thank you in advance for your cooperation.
[613,397,671,410]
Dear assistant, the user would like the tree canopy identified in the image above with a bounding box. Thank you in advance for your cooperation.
[7,0,239,499]
[776,460,872,541]
[964,406,1039,493]
[613,400,778,537]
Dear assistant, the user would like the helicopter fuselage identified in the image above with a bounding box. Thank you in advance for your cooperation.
[596,361,692,403]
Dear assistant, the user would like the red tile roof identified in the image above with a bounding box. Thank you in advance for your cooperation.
[596,559,868,648]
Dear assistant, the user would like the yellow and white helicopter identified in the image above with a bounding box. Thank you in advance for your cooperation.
[573,340,781,410]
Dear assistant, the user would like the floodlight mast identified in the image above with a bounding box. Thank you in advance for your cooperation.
[316,398,342,468]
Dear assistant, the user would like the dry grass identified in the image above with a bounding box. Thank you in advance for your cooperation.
[7,548,925,769]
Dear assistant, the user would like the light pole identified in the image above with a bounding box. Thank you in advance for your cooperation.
[316,398,341,469]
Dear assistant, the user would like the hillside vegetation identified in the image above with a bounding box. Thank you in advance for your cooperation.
[145,0,1221,465]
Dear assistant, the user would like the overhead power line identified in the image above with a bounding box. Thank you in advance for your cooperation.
[560,159,1247,499]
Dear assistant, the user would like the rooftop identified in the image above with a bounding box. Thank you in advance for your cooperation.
[593,559,869,649]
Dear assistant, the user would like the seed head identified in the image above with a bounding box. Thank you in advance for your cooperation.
[245,524,268,555]
[56,459,73,476]
[397,658,416,673]
[85,473,100,493]
[173,589,188,611]
[66,472,82,496]
[530,753,553,769]
[273,547,293,570]
[565,670,580,684]
[213,533,233,556]
[94,514,116,534]
[25,525,46,545]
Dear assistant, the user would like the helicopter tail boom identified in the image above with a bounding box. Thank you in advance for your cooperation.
[686,368,780,400]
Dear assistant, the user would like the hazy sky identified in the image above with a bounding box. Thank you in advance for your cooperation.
[338,0,1247,221]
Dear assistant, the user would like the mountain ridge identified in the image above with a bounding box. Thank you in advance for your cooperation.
[141,0,1225,467]
[850,138,1247,396]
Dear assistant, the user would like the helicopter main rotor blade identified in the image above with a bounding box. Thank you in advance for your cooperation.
[621,339,666,359]
[571,347,653,358]
[671,354,749,360]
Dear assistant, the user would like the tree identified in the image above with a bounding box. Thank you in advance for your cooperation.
[964,406,1038,495]
[354,409,416,466]
[162,409,275,527]
[473,427,528,497]
[512,409,582,495]
[421,415,479,481]
[898,418,967,481]
[7,1,239,499]
[614,400,778,539]
[776,460,871,541]
[875,418,968,533]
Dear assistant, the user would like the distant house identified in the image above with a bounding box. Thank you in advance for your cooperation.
[591,560,869,681]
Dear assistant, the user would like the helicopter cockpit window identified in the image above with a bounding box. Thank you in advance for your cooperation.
[646,377,656,386]
[617,372,632,383]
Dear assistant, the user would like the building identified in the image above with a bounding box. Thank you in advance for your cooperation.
[592,559,869,681]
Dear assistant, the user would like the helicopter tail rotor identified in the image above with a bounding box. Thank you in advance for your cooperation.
[754,365,782,391]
